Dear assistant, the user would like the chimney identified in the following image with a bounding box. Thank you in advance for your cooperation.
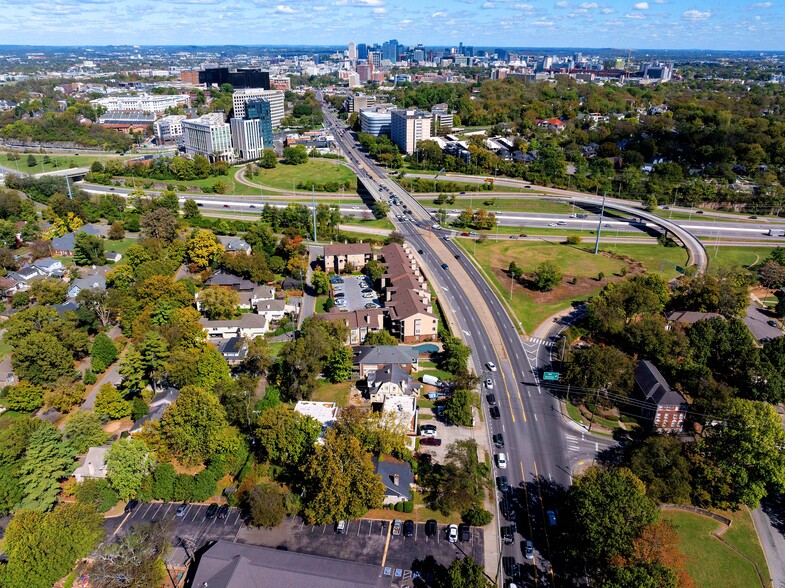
[393,473,400,486]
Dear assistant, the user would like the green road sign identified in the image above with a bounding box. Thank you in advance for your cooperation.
[543,372,560,381]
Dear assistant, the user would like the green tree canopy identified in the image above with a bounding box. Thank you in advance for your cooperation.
[106,437,152,500]
[94,383,131,420]
[255,404,322,467]
[17,423,75,511]
[11,332,74,386]
[64,411,110,454]
[74,232,105,266]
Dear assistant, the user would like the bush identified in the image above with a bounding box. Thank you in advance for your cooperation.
[83,369,97,385]
[191,469,218,502]
[565,235,582,245]
[394,502,403,512]
[461,505,493,526]
[73,478,119,513]
[172,474,194,502]
[151,463,176,502]
[402,500,414,513]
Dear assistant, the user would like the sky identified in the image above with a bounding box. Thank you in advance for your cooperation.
[0,0,783,51]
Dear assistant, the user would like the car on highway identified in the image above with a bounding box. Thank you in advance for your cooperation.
[392,520,402,536]
[519,233,528,237]
[485,378,494,389]
[459,524,471,542]
[502,524,516,544]
[496,452,508,469]
[509,235,519,239]
[420,424,437,437]
[548,223,557,227]
[557,221,566,226]
[206,503,218,519]
[217,504,229,520]
[124,499,139,513]
[489,406,501,420]
[447,524,459,543]
[493,433,505,447]
[569,213,577,218]
[425,519,438,537]
[486,362,497,371]
[420,437,442,447]
[441,263,449,270]
[443,236,450,241]
[604,223,612,227]
[222,204,230,209]
[546,510,557,526]
[524,540,534,559]
[497,475,509,492]
[417,249,424,254]
[460,232,470,237]
[403,520,415,537]
[175,504,188,517]
[486,393,497,406]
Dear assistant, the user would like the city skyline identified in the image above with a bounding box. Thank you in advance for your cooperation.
[0,0,783,51]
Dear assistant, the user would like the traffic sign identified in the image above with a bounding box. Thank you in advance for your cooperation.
[543,372,560,381]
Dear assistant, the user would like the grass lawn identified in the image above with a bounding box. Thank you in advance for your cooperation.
[342,217,395,230]
[566,402,587,426]
[331,231,387,244]
[104,237,136,256]
[0,152,133,174]
[246,159,356,191]
[603,243,689,279]
[315,296,332,314]
[267,341,287,357]
[662,509,768,588]
[417,197,574,214]
[473,224,651,239]
[311,380,351,407]
[706,246,776,269]
[418,360,453,384]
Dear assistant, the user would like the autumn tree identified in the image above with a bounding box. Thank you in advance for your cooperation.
[198,286,240,320]
[94,383,131,420]
[255,405,322,467]
[186,229,224,268]
[247,484,286,528]
[64,411,109,454]
[4,382,44,413]
[89,521,170,588]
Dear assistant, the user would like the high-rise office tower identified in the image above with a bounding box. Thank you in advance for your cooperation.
[357,43,368,60]
[348,42,357,62]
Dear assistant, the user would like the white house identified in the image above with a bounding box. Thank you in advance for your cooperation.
[200,313,269,339]
[254,299,287,322]
[72,446,109,482]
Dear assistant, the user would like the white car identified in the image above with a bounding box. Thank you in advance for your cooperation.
[362,292,375,299]
[496,453,507,469]
[486,362,497,372]
[447,524,459,543]
[485,378,494,390]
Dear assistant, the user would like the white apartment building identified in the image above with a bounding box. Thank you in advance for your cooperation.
[182,113,234,163]
[431,104,454,131]
[360,107,392,137]
[232,89,285,127]
[154,114,187,143]
[391,109,432,154]
[230,118,264,162]
[90,93,190,114]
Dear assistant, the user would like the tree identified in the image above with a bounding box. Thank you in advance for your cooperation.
[445,388,474,427]
[255,405,321,467]
[17,423,75,511]
[311,270,330,295]
[247,484,286,528]
[364,330,398,346]
[29,278,68,305]
[78,288,114,328]
[106,438,152,500]
[139,331,170,389]
[533,260,562,291]
[336,407,409,457]
[372,201,390,218]
[140,208,178,242]
[72,478,119,513]
[118,344,146,391]
[182,199,201,220]
[165,344,231,390]
[91,332,119,373]
[158,385,231,467]
[1,503,104,588]
[508,261,523,281]
[26,154,37,168]
[461,504,493,527]
[440,334,472,374]
[692,398,785,508]
[565,467,658,567]
[300,429,385,524]
[186,229,224,268]
[425,440,486,516]
[627,436,692,505]
[64,411,109,454]
[12,332,74,386]
[242,337,273,377]
[602,562,679,588]
[4,381,44,413]
[73,231,105,266]
[324,346,353,383]
[43,378,85,412]
[259,149,278,169]
[565,345,635,402]
[108,221,125,240]
[95,383,132,420]
[283,144,309,165]
[758,260,785,289]
[89,521,169,588]
[151,463,176,501]
[365,258,386,283]
[445,557,492,588]
[198,286,240,320]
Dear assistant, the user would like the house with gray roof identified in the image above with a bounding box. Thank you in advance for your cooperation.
[72,446,109,482]
[220,236,252,255]
[190,541,387,588]
[32,257,64,276]
[50,224,103,257]
[200,313,269,339]
[634,360,687,433]
[130,387,180,435]
[353,345,418,378]
[373,456,414,504]
[67,274,106,299]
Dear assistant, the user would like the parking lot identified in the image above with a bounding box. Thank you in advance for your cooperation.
[104,502,244,549]
[236,516,484,576]
[332,274,380,312]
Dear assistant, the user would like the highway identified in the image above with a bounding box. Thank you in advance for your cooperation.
[321,102,588,585]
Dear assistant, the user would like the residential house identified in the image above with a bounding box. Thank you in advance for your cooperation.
[50,225,103,257]
[190,541,387,588]
[199,273,271,310]
[72,446,109,482]
[535,118,566,131]
[32,257,65,276]
[373,456,414,505]
[7,264,43,285]
[130,387,180,434]
[353,345,418,378]
[67,273,106,299]
[318,309,385,345]
[53,300,80,314]
[200,313,269,339]
[322,243,373,273]
[254,298,286,323]
[220,236,252,255]
[105,252,123,263]
[0,277,21,298]
[367,364,419,402]
[294,401,338,442]
[634,360,688,433]
[214,336,248,365]
[664,311,724,327]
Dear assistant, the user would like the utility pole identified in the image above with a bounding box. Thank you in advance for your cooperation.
[65,175,73,199]
[593,191,607,255]
[312,185,317,242]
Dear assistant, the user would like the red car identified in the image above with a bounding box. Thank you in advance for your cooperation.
[420,438,442,447]
[460,232,470,237]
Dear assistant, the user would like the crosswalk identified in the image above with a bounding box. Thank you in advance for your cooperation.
[565,433,582,452]
[523,336,554,348]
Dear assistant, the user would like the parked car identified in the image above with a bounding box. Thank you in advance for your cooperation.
[403,520,415,537]
[493,433,505,447]
[420,424,437,437]
[486,362,497,372]
[768,320,779,328]
[489,406,501,420]
[335,520,347,534]
[425,519,438,537]
[546,510,557,526]
[497,476,509,493]
[175,504,188,517]
[447,524,459,543]
[496,453,508,469]
[459,523,471,542]
[502,525,515,544]
[334,292,345,298]
[420,437,442,447]
[485,378,494,389]
[486,393,497,406]
[524,540,534,560]
[217,504,229,520]
[124,499,139,513]
[392,520,402,536]
[205,503,218,519]
[364,303,379,309]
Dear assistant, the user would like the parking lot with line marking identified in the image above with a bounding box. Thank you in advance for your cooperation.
[333,274,380,311]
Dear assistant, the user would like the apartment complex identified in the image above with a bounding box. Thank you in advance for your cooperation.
[390,109,432,154]
[90,93,189,114]
[229,117,264,162]
[359,107,392,137]
[182,113,234,163]
[232,89,285,127]
[322,243,373,273]
[153,114,187,143]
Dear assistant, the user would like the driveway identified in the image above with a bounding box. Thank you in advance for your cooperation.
[744,302,782,343]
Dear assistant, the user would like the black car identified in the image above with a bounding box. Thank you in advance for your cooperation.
[425,519,437,537]
[205,503,218,519]
[403,520,415,537]
[441,263,449,270]
[124,499,139,513]
[497,476,509,493]
[489,406,501,420]
[459,523,471,542]
[217,504,229,520]
[501,525,515,545]
[486,393,497,406]
[417,249,424,254]
[504,557,520,579]
[493,433,505,448]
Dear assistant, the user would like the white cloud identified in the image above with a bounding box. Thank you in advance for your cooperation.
[653,0,667,3]
[751,2,774,6]
[532,19,556,25]
[432,10,447,16]
[682,8,711,19]
[334,0,383,6]
[555,0,568,7]
[275,4,295,12]
[313,5,328,9]
[634,1,649,8]
[482,1,495,7]
[625,12,645,18]
[400,18,412,24]
[373,6,386,13]
[580,2,598,7]
[513,3,533,8]
[601,6,614,12]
